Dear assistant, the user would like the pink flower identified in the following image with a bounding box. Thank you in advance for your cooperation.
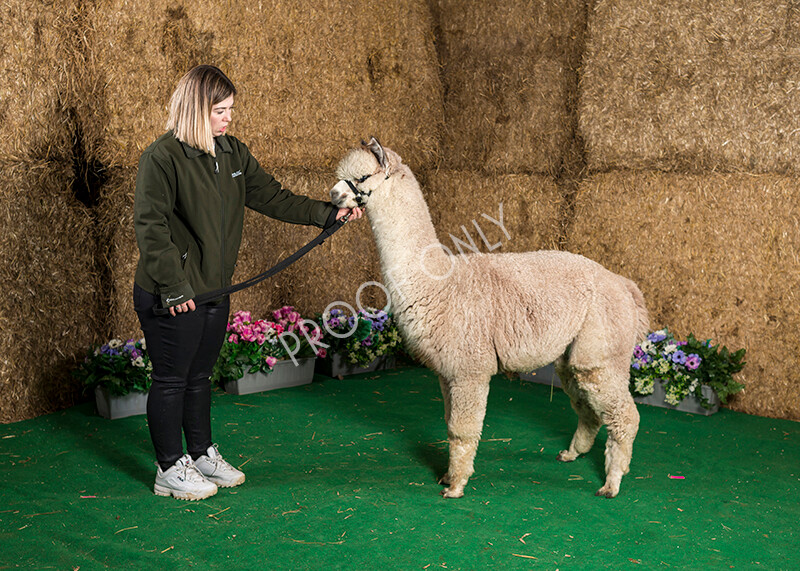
[233,310,251,324]
[228,334,239,344]
[240,325,256,342]
[265,356,278,368]
[256,333,266,345]
[317,348,327,358]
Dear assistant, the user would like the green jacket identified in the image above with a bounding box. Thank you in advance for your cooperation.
[134,131,336,308]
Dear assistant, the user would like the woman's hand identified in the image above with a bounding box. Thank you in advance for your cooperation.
[337,207,363,221]
[169,299,196,316]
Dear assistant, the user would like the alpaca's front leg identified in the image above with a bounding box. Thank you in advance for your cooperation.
[440,377,491,499]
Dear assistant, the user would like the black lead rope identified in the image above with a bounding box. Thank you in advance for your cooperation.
[152,214,350,316]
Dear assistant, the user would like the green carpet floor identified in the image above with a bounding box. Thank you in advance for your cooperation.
[1,366,797,569]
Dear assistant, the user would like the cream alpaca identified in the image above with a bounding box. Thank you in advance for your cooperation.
[330,139,649,498]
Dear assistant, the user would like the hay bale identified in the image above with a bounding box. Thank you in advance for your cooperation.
[0,0,77,163]
[580,0,800,173]
[421,170,565,253]
[81,0,443,171]
[431,0,586,174]
[566,171,800,421]
[98,168,141,341]
[0,161,103,423]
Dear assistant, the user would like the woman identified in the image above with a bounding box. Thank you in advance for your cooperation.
[133,65,361,500]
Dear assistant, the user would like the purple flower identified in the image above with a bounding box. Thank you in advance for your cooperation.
[100,345,120,357]
[671,350,687,365]
[361,337,373,347]
[686,354,702,370]
[648,332,667,343]
[329,317,341,328]
[632,361,642,370]
[633,346,645,359]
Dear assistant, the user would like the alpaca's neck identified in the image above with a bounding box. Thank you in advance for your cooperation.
[367,170,449,296]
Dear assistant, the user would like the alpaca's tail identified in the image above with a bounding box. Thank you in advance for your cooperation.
[623,278,650,344]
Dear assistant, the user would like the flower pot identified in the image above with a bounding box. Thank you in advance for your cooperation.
[519,364,562,388]
[316,352,396,378]
[94,386,149,419]
[633,379,720,415]
[223,357,316,395]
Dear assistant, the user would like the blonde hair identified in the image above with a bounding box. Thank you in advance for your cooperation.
[166,65,236,157]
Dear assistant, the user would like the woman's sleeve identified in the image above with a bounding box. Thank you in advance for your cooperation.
[239,144,335,228]
[133,152,195,307]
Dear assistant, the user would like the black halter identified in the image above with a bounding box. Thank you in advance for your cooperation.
[345,179,372,206]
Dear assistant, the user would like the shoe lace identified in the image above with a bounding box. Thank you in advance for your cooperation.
[208,444,236,471]
[180,457,207,483]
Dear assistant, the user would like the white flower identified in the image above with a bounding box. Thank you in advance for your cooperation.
[640,340,654,354]
[108,339,124,349]
[132,357,145,368]
[663,343,677,354]
[138,337,147,351]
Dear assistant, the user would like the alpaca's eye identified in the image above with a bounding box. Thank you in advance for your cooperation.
[356,174,370,183]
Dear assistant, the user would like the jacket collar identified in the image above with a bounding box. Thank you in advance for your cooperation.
[179,135,233,158]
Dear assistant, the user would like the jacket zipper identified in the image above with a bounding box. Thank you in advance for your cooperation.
[215,157,225,289]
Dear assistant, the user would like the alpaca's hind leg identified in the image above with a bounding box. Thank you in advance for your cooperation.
[440,376,491,499]
[596,387,639,498]
[556,366,602,463]
[571,367,639,498]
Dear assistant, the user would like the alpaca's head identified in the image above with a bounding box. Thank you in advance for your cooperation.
[330,137,402,209]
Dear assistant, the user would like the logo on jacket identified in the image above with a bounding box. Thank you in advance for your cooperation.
[166,295,184,304]
[231,170,243,178]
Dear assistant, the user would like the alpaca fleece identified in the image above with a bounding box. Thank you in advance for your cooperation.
[330,139,649,498]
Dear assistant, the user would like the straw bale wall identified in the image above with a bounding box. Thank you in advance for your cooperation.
[580,0,800,173]
[566,172,800,420]
[0,162,103,423]
[421,170,564,253]
[99,168,141,341]
[80,0,443,172]
[4,0,799,423]
[1,0,77,164]
[431,0,586,175]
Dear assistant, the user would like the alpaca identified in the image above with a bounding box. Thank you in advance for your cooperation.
[330,138,650,499]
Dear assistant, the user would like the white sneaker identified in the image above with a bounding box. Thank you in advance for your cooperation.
[194,444,246,488]
[154,454,218,501]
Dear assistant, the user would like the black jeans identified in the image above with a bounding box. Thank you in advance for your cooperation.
[133,284,230,471]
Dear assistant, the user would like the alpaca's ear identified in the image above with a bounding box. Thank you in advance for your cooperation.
[364,136,387,170]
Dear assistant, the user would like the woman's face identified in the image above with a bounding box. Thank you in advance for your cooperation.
[210,95,234,136]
